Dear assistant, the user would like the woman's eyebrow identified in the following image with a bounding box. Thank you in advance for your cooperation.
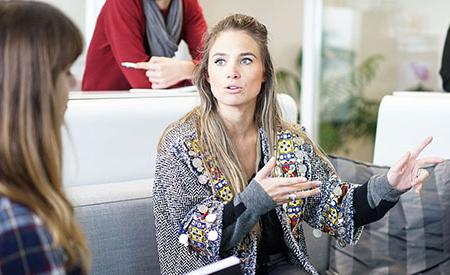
[211,52,257,58]
[240,52,256,57]
[212,53,227,58]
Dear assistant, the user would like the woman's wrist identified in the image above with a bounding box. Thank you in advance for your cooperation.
[181,60,196,80]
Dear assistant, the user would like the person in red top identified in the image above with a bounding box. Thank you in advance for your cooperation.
[82,0,207,91]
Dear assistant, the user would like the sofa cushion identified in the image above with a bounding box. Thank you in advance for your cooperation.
[67,179,160,275]
[327,159,450,274]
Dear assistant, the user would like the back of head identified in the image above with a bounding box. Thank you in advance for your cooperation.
[0,1,88,271]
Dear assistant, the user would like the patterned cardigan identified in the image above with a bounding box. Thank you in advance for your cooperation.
[153,115,363,275]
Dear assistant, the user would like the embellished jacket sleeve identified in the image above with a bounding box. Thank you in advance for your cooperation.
[153,148,224,270]
[302,142,363,246]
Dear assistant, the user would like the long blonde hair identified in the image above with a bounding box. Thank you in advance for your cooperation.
[0,1,89,272]
[192,14,283,194]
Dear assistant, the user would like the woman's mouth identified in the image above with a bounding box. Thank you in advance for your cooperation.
[225,85,242,94]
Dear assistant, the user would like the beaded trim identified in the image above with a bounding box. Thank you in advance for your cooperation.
[274,129,312,237]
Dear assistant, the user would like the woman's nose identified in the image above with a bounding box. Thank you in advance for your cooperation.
[227,64,240,79]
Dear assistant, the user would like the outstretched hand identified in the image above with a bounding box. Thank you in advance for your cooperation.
[254,157,321,205]
[387,136,444,193]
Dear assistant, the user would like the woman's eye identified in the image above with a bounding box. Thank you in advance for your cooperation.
[241,58,253,65]
[214,59,226,65]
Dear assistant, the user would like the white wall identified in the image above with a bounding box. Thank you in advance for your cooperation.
[41,0,88,86]
[42,0,86,36]
[198,0,303,74]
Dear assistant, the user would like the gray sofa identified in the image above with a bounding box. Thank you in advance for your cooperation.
[66,156,369,274]
[69,157,450,275]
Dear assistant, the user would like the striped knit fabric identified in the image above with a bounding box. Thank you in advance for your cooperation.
[327,158,450,275]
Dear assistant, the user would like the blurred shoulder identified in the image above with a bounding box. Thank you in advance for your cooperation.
[0,196,68,274]
[0,196,44,236]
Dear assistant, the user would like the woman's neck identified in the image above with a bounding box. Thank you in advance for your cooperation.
[217,105,259,180]
[155,0,171,10]
[217,105,257,140]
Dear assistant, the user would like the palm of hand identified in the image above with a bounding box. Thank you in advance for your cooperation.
[387,152,420,191]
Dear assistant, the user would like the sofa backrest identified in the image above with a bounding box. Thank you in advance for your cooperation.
[63,91,298,186]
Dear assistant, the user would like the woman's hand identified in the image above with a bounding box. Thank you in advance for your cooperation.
[135,57,195,89]
[254,157,321,205]
[387,136,444,193]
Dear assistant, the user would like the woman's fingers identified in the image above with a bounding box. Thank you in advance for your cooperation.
[412,136,433,158]
[260,177,321,205]
[287,180,321,191]
[133,61,149,70]
[272,177,320,190]
[412,169,430,191]
[280,180,321,202]
[255,157,276,181]
[412,168,429,193]
[391,151,411,172]
[294,187,321,199]
[278,176,308,186]
[276,186,321,205]
[146,70,161,79]
[416,156,445,167]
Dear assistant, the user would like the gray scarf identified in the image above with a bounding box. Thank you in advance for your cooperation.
[142,0,183,57]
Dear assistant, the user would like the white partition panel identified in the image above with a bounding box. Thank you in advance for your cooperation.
[373,94,450,166]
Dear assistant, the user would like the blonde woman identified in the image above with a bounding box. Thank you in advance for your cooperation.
[0,2,89,274]
[153,14,442,275]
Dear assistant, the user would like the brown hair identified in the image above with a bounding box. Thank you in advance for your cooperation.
[0,1,89,272]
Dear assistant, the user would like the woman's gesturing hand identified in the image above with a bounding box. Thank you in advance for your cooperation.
[254,157,321,205]
[387,136,444,193]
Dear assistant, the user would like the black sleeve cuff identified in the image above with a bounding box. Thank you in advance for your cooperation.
[353,183,398,227]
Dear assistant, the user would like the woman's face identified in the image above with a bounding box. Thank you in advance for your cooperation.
[207,30,265,111]
[59,69,76,116]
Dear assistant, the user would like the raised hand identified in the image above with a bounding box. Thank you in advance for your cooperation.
[254,157,321,205]
[387,136,444,193]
